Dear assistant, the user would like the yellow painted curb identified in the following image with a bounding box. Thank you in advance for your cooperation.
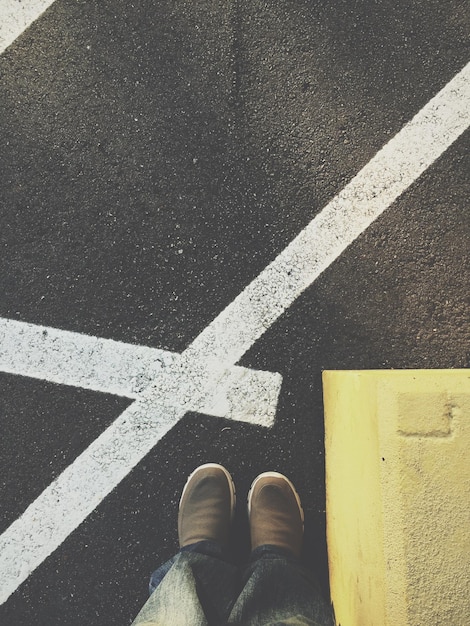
[323,370,470,626]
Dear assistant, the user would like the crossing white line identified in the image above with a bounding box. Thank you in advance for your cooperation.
[0,0,57,54]
[0,318,283,424]
[0,62,469,604]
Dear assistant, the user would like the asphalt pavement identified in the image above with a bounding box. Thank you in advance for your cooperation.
[0,0,469,624]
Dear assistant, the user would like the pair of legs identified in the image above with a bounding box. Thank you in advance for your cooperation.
[131,464,334,625]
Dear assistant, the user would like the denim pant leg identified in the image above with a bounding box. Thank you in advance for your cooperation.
[131,542,239,626]
[227,546,334,626]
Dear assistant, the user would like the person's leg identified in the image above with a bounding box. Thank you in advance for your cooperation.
[148,539,229,594]
[133,547,239,626]
[131,464,239,626]
[228,473,334,626]
[228,546,333,626]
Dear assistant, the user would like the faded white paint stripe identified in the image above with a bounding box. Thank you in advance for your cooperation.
[184,62,470,366]
[0,318,282,423]
[0,0,57,54]
[0,62,469,603]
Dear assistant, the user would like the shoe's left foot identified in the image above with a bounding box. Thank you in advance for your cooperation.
[178,463,236,548]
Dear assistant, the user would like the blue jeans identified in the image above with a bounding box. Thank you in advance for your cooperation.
[131,542,334,625]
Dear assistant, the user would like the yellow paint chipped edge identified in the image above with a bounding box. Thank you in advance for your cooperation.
[322,369,470,626]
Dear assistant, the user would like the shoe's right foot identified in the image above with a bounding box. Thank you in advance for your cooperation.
[248,472,304,558]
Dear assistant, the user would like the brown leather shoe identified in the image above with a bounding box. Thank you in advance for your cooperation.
[248,472,304,558]
[178,463,236,548]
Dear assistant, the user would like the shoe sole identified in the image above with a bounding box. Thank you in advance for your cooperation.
[179,463,236,519]
[247,471,304,528]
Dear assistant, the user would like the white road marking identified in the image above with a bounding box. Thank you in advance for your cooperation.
[184,62,470,367]
[0,63,469,604]
[0,318,282,424]
[0,0,56,54]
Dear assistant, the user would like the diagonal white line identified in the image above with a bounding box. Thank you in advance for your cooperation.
[184,61,470,367]
[0,0,57,55]
[0,318,283,424]
[0,62,469,604]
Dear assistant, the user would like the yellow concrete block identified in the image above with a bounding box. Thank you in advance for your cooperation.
[323,370,470,626]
